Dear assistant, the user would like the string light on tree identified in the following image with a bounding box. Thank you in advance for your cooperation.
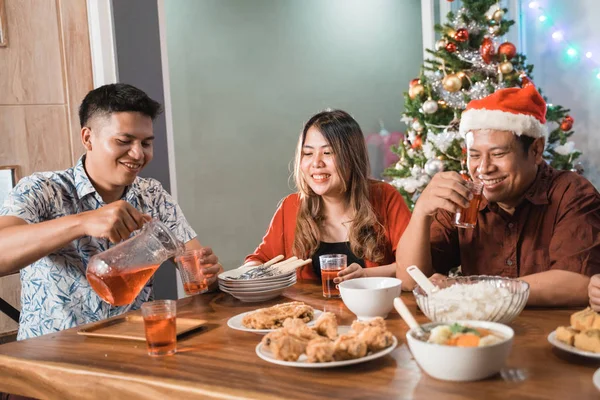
[526,2,600,80]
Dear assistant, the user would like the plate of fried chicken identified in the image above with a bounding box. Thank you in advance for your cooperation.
[228,301,322,334]
[256,312,397,368]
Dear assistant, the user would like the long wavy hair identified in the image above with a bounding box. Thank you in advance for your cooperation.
[292,110,387,263]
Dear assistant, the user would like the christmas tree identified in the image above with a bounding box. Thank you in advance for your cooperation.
[384,0,582,209]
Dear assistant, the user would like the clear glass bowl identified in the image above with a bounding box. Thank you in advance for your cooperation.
[413,275,530,324]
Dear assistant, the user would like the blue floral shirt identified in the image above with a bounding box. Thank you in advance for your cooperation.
[0,156,196,340]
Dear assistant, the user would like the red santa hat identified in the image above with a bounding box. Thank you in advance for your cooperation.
[459,85,547,139]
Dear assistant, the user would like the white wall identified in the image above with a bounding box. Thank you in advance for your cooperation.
[163,0,423,270]
[522,0,600,186]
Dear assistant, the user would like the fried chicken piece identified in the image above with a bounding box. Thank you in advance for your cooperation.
[351,317,387,334]
[242,302,315,329]
[306,337,336,363]
[556,326,578,346]
[357,326,395,352]
[282,318,320,341]
[570,307,600,331]
[312,312,338,340]
[333,333,368,361]
[574,329,600,353]
[262,330,308,361]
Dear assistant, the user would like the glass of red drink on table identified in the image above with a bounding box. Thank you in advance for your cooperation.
[320,254,347,298]
[141,300,177,356]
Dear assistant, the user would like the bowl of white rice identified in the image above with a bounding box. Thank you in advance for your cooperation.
[413,275,530,324]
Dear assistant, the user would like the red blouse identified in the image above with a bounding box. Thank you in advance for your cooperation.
[245,181,412,280]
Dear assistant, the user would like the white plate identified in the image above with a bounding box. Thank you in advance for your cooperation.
[548,330,600,359]
[220,281,296,294]
[255,330,397,368]
[227,289,291,303]
[220,267,296,282]
[219,276,295,288]
[219,276,296,292]
[227,309,324,334]
[220,281,295,295]
[594,368,600,392]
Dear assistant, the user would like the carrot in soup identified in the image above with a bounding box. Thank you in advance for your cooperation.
[454,333,481,347]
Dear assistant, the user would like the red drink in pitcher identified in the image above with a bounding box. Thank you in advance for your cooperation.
[87,264,160,306]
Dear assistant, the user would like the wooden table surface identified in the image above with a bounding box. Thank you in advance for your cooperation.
[0,282,598,400]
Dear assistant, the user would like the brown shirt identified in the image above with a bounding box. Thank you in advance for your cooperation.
[430,162,600,278]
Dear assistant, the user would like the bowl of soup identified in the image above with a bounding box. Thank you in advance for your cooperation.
[406,320,514,381]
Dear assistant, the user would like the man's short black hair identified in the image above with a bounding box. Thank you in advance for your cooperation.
[515,134,536,155]
[79,83,163,127]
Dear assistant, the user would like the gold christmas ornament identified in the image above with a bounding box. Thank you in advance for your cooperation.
[442,74,462,92]
[409,84,425,99]
[499,61,514,74]
[488,25,501,36]
[446,28,456,38]
[437,155,447,161]
[435,39,448,51]
[492,9,505,22]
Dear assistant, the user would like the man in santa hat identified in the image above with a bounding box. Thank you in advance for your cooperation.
[396,85,600,307]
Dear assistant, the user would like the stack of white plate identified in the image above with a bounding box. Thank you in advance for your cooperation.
[218,268,297,302]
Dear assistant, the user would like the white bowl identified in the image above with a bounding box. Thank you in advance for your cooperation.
[338,277,402,320]
[406,320,514,382]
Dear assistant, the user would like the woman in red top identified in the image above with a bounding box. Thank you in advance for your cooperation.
[245,110,411,282]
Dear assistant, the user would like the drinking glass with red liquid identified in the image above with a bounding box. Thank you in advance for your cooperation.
[175,250,211,296]
[141,300,177,356]
[454,172,484,229]
[319,254,347,298]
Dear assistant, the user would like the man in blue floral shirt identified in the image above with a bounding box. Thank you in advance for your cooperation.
[0,84,221,340]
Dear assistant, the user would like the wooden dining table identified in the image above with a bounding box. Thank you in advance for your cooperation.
[0,281,598,400]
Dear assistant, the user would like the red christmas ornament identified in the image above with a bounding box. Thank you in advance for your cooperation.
[480,37,495,64]
[461,146,467,155]
[560,119,573,131]
[409,78,420,87]
[455,28,469,43]
[445,42,457,53]
[564,115,574,123]
[519,74,534,88]
[411,135,423,150]
[498,42,517,60]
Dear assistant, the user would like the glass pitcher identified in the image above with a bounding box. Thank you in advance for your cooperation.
[86,219,185,306]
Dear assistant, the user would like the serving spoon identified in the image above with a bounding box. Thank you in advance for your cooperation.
[406,265,439,296]
[393,297,429,341]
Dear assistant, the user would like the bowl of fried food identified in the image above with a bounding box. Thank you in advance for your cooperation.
[256,312,397,367]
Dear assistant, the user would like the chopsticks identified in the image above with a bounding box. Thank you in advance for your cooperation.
[231,255,311,280]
